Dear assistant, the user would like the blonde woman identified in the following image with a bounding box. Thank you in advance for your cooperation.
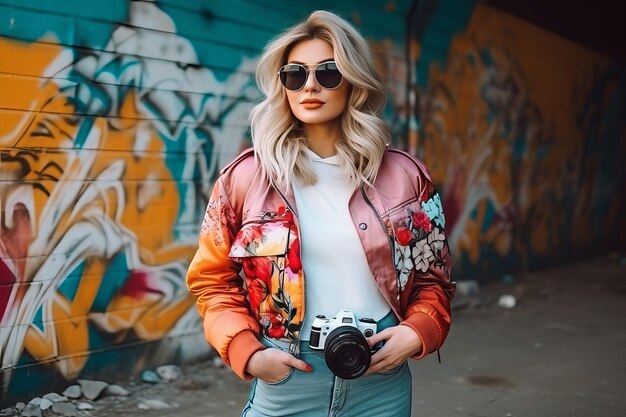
[187,10,455,417]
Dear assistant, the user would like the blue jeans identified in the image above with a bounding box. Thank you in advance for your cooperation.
[241,311,412,417]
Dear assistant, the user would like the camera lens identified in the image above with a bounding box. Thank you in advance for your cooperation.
[324,326,371,379]
[309,327,322,349]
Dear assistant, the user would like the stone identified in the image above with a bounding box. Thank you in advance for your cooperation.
[62,385,81,399]
[137,398,172,410]
[51,402,79,417]
[76,402,95,411]
[140,370,161,384]
[156,365,181,382]
[38,398,53,411]
[20,403,42,417]
[212,357,225,368]
[16,402,26,411]
[42,392,67,403]
[1,407,15,416]
[456,280,480,296]
[27,398,41,406]
[104,384,130,397]
[498,294,517,309]
[77,379,108,401]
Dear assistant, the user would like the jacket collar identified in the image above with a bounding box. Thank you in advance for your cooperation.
[272,178,299,217]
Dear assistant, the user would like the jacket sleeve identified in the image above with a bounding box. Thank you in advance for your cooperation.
[400,185,456,359]
[186,176,264,379]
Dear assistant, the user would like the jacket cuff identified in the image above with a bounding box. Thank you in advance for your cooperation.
[227,330,265,379]
[400,311,440,359]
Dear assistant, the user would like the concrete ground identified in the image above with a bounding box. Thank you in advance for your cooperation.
[7,255,626,417]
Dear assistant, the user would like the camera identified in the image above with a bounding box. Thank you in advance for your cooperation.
[309,310,380,379]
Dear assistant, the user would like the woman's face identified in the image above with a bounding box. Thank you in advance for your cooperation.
[284,38,350,128]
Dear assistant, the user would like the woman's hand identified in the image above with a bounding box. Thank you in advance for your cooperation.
[246,348,313,383]
[365,325,422,374]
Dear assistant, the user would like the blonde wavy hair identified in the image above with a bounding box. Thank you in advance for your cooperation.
[250,10,390,188]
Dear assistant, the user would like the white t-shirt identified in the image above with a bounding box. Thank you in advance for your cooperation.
[293,148,390,340]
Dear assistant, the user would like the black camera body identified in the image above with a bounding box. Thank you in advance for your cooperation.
[309,310,379,379]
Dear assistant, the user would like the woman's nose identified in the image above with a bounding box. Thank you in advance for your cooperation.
[303,69,320,92]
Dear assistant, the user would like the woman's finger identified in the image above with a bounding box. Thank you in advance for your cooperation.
[285,356,313,372]
[366,327,391,347]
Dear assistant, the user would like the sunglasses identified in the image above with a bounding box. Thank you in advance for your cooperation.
[278,61,343,91]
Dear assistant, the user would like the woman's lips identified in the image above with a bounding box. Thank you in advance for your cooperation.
[301,99,324,109]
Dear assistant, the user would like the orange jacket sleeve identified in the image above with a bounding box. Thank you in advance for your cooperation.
[186,177,264,379]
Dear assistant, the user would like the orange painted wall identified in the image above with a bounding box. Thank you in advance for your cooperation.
[411,2,626,278]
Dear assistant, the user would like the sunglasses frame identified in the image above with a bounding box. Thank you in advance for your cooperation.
[277,61,343,91]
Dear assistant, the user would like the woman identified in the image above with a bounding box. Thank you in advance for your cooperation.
[186,10,455,417]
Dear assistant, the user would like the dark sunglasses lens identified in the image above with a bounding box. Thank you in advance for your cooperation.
[315,62,342,88]
[280,65,307,90]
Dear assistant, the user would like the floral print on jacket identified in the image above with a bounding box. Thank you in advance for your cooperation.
[391,191,450,293]
[228,206,303,340]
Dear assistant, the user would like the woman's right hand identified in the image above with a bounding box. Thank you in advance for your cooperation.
[246,348,313,383]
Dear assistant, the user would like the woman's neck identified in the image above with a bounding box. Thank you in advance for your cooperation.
[304,122,339,158]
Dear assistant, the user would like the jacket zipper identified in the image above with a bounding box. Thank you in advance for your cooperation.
[271,182,304,356]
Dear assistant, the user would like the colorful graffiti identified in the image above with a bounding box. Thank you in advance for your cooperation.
[0,0,410,402]
[412,1,626,277]
[0,1,259,398]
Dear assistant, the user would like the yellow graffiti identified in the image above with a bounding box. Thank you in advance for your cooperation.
[416,4,615,267]
[23,259,106,377]
[1,36,195,379]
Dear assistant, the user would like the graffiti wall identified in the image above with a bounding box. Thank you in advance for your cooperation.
[1,0,624,403]
[0,0,409,402]
[409,0,626,278]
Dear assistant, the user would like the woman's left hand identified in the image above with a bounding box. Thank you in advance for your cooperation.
[365,325,422,374]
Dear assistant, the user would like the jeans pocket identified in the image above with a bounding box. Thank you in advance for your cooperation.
[259,367,295,386]
[377,361,406,376]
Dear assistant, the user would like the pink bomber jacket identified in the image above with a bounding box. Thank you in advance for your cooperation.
[186,147,456,379]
